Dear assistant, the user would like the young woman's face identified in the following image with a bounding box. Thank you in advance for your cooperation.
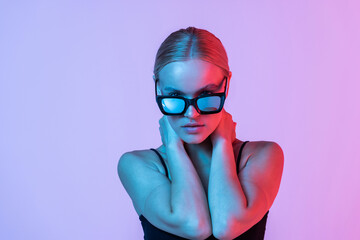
[157,59,231,144]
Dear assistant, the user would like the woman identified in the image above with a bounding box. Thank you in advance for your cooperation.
[118,27,284,240]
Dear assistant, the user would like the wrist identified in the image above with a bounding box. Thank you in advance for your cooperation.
[166,141,184,151]
[213,137,232,147]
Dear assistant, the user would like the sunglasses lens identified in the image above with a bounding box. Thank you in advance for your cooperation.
[197,96,222,112]
[161,98,185,114]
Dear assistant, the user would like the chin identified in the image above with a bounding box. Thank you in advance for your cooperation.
[181,134,209,144]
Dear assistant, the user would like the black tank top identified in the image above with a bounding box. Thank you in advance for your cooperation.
[139,141,269,239]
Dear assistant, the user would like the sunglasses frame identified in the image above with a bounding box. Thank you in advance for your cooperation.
[155,76,228,116]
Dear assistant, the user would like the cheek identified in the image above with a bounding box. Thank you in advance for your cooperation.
[205,115,222,132]
[167,116,184,135]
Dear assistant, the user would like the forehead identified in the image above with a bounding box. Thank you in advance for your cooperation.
[158,59,224,91]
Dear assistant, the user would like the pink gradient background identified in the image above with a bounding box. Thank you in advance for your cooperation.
[1,1,359,239]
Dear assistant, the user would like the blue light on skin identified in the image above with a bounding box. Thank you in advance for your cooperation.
[156,59,234,167]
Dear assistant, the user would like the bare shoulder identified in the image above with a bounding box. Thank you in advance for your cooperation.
[118,148,164,174]
[240,140,284,171]
[117,148,203,238]
[247,140,284,163]
[117,148,171,217]
[232,139,269,171]
[238,140,284,209]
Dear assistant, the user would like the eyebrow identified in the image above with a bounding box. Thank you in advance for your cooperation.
[163,78,225,94]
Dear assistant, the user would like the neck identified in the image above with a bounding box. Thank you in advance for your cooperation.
[183,136,213,166]
[184,136,212,154]
[158,136,215,166]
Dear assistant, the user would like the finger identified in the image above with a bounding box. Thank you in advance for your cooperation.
[159,126,163,136]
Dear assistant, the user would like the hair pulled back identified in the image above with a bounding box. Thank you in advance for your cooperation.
[153,27,230,81]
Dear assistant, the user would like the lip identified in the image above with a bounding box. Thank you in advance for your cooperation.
[182,123,205,127]
[181,125,205,134]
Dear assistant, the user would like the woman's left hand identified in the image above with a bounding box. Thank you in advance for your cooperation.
[210,109,237,145]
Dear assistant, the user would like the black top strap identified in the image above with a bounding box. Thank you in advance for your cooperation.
[236,141,250,174]
[150,148,169,179]
[150,141,250,180]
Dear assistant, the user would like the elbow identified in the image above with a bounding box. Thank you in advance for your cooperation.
[183,215,212,240]
[211,213,233,239]
[212,225,239,240]
[191,225,212,240]
[195,221,212,240]
[212,223,229,240]
[212,216,248,240]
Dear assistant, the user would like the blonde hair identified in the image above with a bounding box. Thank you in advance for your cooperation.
[153,27,230,81]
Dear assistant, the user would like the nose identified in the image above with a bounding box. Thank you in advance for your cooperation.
[184,104,200,118]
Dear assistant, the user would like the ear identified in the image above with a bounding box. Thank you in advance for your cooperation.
[226,71,232,98]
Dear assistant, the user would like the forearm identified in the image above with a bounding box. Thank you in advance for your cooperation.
[166,142,212,232]
[208,139,247,236]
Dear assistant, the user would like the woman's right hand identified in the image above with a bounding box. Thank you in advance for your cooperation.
[159,116,184,149]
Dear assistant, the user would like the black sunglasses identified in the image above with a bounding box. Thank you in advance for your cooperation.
[155,77,228,115]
